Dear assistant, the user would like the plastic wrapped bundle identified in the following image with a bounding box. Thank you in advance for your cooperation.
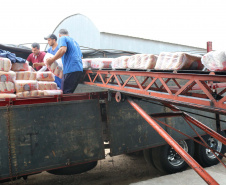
[0,71,16,82]
[0,93,16,99]
[90,58,112,69]
[15,80,38,93]
[82,59,92,68]
[16,90,44,97]
[11,61,29,71]
[38,81,57,90]
[201,50,226,71]
[0,57,12,72]
[112,56,130,69]
[16,72,37,80]
[127,54,157,69]
[37,72,55,81]
[29,72,37,80]
[43,90,63,96]
[0,82,15,93]
[155,52,203,70]
[44,53,63,79]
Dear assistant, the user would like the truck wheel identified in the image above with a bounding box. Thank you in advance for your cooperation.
[194,131,226,167]
[143,148,157,169]
[47,161,97,175]
[151,140,194,174]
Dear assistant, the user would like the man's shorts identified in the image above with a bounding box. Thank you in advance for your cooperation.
[61,71,83,94]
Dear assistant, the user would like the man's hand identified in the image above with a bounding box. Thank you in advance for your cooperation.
[46,57,54,66]
[33,63,40,68]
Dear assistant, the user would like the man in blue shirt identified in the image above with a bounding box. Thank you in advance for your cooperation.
[44,34,62,88]
[46,29,83,94]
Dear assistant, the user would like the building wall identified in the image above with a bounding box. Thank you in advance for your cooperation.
[100,33,205,54]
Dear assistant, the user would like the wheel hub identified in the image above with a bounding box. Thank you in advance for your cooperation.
[205,137,222,159]
[167,140,188,167]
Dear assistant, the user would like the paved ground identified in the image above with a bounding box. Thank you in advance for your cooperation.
[131,159,226,185]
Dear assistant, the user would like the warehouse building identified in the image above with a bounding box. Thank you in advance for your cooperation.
[51,14,206,57]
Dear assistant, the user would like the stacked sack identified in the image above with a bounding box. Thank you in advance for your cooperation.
[12,61,39,97]
[0,58,16,98]
[82,59,92,68]
[112,56,130,69]
[201,50,226,71]
[155,52,203,70]
[43,53,63,79]
[36,71,62,96]
[82,58,113,70]
[127,54,157,70]
[14,67,62,97]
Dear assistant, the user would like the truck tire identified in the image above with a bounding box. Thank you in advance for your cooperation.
[143,148,157,169]
[47,161,97,175]
[194,131,226,167]
[151,139,194,174]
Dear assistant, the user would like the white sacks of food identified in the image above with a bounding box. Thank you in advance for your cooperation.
[38,81,57,90]
[0,93,16,98]
[0,71,16,82]
[90,58,113,69]
[0,82,15,93]
[16,90,45,97]
[82,59,92,68]
[0,59,16,96]
[16,71,37,80]
[43,53,63,79]
[0,57,12,72]
[112,56,130,69]
[201,50,226,71]
[127,54,157,70]
[11,61,29,71]
[36,72,55,81]
[155,52,203,70]
[43,90,63,96]
[15,80,38,93]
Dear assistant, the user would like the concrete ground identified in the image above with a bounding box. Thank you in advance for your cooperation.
[131,160,226,185]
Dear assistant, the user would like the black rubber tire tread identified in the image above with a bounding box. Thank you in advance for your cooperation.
[152,140,195,174]
[194,131,226,168]
[143,148,157,169]
[47,161,97,175]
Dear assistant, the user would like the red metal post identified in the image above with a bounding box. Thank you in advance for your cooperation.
[127,98,219,185]
[164,103,226,145]
[207,41,212,52]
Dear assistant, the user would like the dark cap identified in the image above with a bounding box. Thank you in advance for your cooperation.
[44,34,57,40]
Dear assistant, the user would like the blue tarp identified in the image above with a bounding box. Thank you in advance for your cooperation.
[0,49,26,63]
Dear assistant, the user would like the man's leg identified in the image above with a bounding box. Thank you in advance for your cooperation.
[62,71,83,94]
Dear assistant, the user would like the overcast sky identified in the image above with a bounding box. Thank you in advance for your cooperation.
[1,0,225,50]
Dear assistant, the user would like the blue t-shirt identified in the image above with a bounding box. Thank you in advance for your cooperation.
[47,45,59,55]
[47,45,62,88]
[58,36,83,74]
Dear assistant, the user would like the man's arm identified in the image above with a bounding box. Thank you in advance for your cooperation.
[46,47,67,65]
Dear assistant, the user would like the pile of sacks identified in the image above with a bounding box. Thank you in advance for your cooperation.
[82,52,203,71]
[16,71,62,97]
[0,57,63,99]
[0,58,16,98]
